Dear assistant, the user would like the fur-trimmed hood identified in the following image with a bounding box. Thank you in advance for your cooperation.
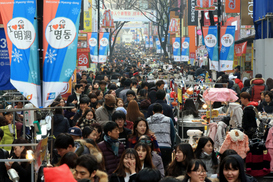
[229,129,244,142]
[75,139,103,163]
[95,170,108,182]
[250,78,265,85]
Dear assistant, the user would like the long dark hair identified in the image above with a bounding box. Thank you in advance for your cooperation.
[166,143,195,177]
[113,148,142,177]
[182,159,209,182]
[183,99,198,117]
[134,143,155,169]
[194,137,218,169]
[77,109,96,126]
[132,117,150,137]
[219,155,247,182]
[13,138,32,159]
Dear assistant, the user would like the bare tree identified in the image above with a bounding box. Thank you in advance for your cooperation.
[133,0,177,59]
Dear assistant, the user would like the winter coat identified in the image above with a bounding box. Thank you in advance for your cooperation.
[0,149,11,182]
[235,78,244,90]
[151,151,165,177]
[98,140,125,175]
[249,78,267,102]
[258,100,273,113]
[214,121,227,150]
[228,102,243,128]
[118,88,130,103]
[109,173,136,182]
[147,100,175,123]
[0,124,17,151]
[94,170,108,182]
[208,123,217,142]
[53,114,70,137]
[11,160,31,182]
[242,105,257,138]
[148,86,158,104]
[147,113,175,148]
[95,105,116,129]
[199,152,219,177]
[219,129,250,159]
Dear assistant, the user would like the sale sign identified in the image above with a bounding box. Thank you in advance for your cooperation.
[77,48,90,67]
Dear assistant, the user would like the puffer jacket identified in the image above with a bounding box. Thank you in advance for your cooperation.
[214,121,227,150]
[249,78,267,102]
[98,140,125,175]
[235,78,244,90]
[228,102,243,128]
[53,114,70,137]
[0,124,17,151]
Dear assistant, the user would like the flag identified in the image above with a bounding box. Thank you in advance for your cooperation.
[88,32,98,63]
[234,41,247,56]
[156,37,161,53]
[172,37,181,62]
[203,26,218,71]
[145,36,149,48]
[149,36,153,48]
[98,32,109,63]
[0,0,41,107]
[0,28,16,90]
[181,37,190,62]
[220,26,236,71]
[43,0,82,107]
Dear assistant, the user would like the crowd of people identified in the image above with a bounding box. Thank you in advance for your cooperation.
[0,45,272,182]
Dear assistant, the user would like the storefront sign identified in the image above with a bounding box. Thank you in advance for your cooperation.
[241,0,253,25]
[188,0,198,26]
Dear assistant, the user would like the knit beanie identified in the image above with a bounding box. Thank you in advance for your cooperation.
[44,164,77,182]
[104,94,116,106]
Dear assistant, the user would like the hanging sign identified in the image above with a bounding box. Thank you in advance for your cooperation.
[156,37,161,53]
[87,32,98,63]
[98,32,109,63]
[196,0,216,11]
[181,37,190,62]
[149,36,153,48]
[145,36,149,48]
[234,41,247,56]
[0,0,41,107]
[43,0,82,107]
[172,37,181,62]
[169,18,179,34]
[77,48,90,67]
[203,26,219,71]
[220,26,236,71]
[101,9,114,28]
[226,0,241,13]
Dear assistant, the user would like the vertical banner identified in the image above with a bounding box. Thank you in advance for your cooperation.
[136,34,140,44]
[225,0,241,13]
[196,0,216,11]
[181,37,190,62]
[172,37,181,62]
[83,0,92,32]
[0,0,41,107]
[149,36,153,48]
[234,41,247,56]
[241,0,253,25]
[188,0,198,26]
[77,48,90,67]
[88,32,98,63]
[145,36,149,48]
[43,0,82,107]
[98,32,109,63]
[220,26,236,71]
[0,28,16,90]
[203,26,218,70]
[156,37,161,53]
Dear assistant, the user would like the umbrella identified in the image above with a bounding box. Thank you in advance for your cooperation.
[203,88,238,103]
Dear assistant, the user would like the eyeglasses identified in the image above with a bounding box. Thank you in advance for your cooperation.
[139,139,152,146]
[194,170,206,175]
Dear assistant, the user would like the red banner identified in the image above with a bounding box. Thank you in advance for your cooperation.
[234,42,247,56]
[226,0,241,13]
[77,48,90,67]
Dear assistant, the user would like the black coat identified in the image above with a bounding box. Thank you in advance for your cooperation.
[147,100,175,123]
[258,101,273,113]
[67,92,86,108]
[53,114,70,137]
[0,149,11,182]
[242,105,257,134]
[109,173,136,182]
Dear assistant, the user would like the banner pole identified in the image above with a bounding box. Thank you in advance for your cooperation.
[38,0,44,106]
[97,0,100,72]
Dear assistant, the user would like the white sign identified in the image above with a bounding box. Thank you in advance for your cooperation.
[204,34,217,47]
[182,42,189,48]
[7,18,35,49]
[45,17,76,49]
[221,34,234,47]
[89,38,97,46]
[102,10,157,22]
[173,42,180,49]
[100,38,109,46]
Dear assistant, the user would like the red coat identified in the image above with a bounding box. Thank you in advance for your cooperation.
[250,78,266,102]
[235,78,244,90]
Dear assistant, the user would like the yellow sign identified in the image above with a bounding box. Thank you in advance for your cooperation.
[83,0,92,32]
[177,88,182,103]
[206,110,219,118]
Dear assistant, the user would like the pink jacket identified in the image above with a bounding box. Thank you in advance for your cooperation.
[266,128,273,149]
[208,122,217,141]
[219,129,250,159]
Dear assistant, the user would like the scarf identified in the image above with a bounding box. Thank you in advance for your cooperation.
[75,92,81,104]
[104,135,120,156]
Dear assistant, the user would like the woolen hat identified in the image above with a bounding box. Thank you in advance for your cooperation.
[104,94,116,106]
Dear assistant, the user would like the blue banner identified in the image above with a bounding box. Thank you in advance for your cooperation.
[0,28,15,90]
[203,26,218,71]
[173,37,181,62]
[145,36,149,48]
[99,32,109,63]
[156,37,161,53]
[43,0,82,107]
[88,32,98,63]
[220,26,236,71]
[181,37,190,62]
[0,0,41,107]
[136,34,140,43]
[149,36,153,48]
